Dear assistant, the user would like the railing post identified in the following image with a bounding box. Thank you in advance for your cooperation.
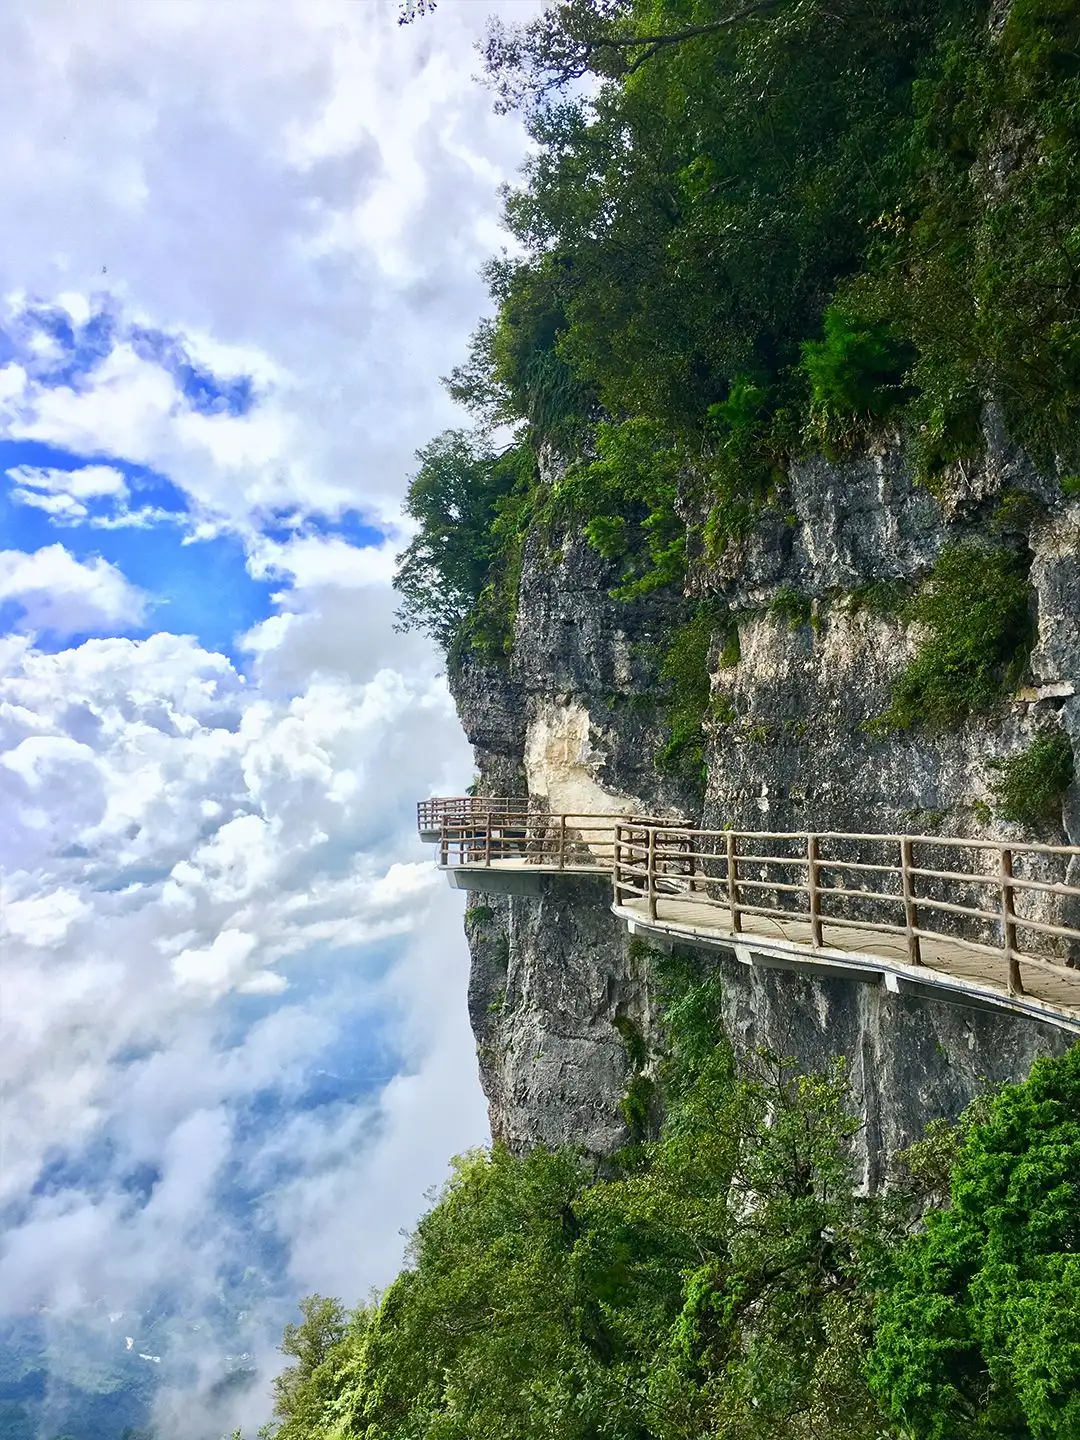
[647,825,658,920]
[1001,846,1023,996]
[726,831,741,933]
[808,833,822,947]
[613,823,622,904]
[900,836,922,966]
[440,827,448,868]
[484,812,492,868]
[687,833,698,894]
[558,813,566,870]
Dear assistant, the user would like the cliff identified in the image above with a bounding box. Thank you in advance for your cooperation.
[449,420,1078,1179]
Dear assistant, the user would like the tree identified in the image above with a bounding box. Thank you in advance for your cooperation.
[267,1293,371,1439]
[392,430,531,655]
[479,0,785,115]
[868,1043,1080,1439]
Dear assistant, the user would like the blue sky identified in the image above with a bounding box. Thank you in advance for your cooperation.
[0,299,387,659]
[0,3,534,1435]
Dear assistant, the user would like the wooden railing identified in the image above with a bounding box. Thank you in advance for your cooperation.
[613,821,1080,998]
[436,811,629,871]
[417,795,532,832]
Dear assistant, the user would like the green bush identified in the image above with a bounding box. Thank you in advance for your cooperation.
[881,544,1033,730]
[990,728,1075,827]
[769,586,814,632]
[868,1043,1080,1439]
[846,579,911,618]
[801,308,914,421]
[655,603,726,792]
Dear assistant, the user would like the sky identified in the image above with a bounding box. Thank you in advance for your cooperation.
[0,2,536,1433]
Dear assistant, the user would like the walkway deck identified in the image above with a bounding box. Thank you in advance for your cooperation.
[615,893,1080,1034]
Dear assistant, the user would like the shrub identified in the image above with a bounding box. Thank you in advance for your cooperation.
[655,604,725,792]
[846,579,911,618]
[801,308,915,421]
[769,586,814,631]
[990,728,1075,827]
[548,417,686,598]
[868,1043,1080,1439]
[991,488,1043,535]
[881,544,1033,730]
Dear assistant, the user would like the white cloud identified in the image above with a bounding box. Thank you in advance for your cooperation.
[247,533,399,589]
[0,544,147,634]
[8,463,129,498]
[0,1,544,1432]
[0,614,476,1431]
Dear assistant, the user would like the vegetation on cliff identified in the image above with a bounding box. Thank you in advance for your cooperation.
[394,0,1080,670]
[258,958,1080,1439]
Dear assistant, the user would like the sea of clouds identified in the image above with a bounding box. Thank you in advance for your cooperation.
[0,2,535,1433]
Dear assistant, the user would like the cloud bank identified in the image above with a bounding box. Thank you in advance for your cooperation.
[0,1,535,1433]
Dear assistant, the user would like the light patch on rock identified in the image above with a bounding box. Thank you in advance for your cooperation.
[524,700,642,845]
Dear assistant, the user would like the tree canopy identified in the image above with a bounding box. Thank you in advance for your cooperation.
[394,0,1080,665]
[261,950,1080,1439]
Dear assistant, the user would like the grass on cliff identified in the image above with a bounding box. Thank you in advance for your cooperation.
[879,544,1033,731]
[990,728,1075,828]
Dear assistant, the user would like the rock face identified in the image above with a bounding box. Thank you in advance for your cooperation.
[448,423,1079,1168]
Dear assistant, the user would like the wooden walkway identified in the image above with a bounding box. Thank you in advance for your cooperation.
[615,893,1080,1034]
[418,798,1080,1036]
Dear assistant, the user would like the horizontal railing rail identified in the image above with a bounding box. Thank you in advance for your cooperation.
[417,795,532,832]
[613,822,1080,1000]
[437,811,642,871]
[416,799,1080,1014]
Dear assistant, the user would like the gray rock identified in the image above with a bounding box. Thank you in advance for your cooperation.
[446,423,1079,1166]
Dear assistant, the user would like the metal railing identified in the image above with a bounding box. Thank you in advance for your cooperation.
[417,795,532,833]
[613,821,1080,998]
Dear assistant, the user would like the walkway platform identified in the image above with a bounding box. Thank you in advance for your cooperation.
[445,858,608,897]
[417,798,1080,1037]
[615,894,1080,1035]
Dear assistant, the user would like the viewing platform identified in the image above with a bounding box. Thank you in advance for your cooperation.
[418,797,1080,1034]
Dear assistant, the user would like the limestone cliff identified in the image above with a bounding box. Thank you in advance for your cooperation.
[448,421,1078,1175]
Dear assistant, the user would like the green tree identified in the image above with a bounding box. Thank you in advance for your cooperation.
[267,1294,372,1440]
[868,1043,1080,1439]
[268,964,910,1440]
[392,430,532,656]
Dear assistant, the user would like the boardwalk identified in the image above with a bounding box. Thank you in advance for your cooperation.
[616,892,1080,1034]
[418,798,1080,1035]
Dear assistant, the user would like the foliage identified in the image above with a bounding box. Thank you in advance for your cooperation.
[801,308,914,424]
[547,417,686,598]
[264,913,1080,1440]
[989,728,1075,827]
[991,487,1044,536]
[880,544,1033,730]
[845,579,911,618]
[655,602,726,791]
[399,0,1080,664]
[267,1295,371,1440]
[769,586,813,632]
[270,1001,904,1439]
[868,1044,1080,1439]
[392,431,534,659]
